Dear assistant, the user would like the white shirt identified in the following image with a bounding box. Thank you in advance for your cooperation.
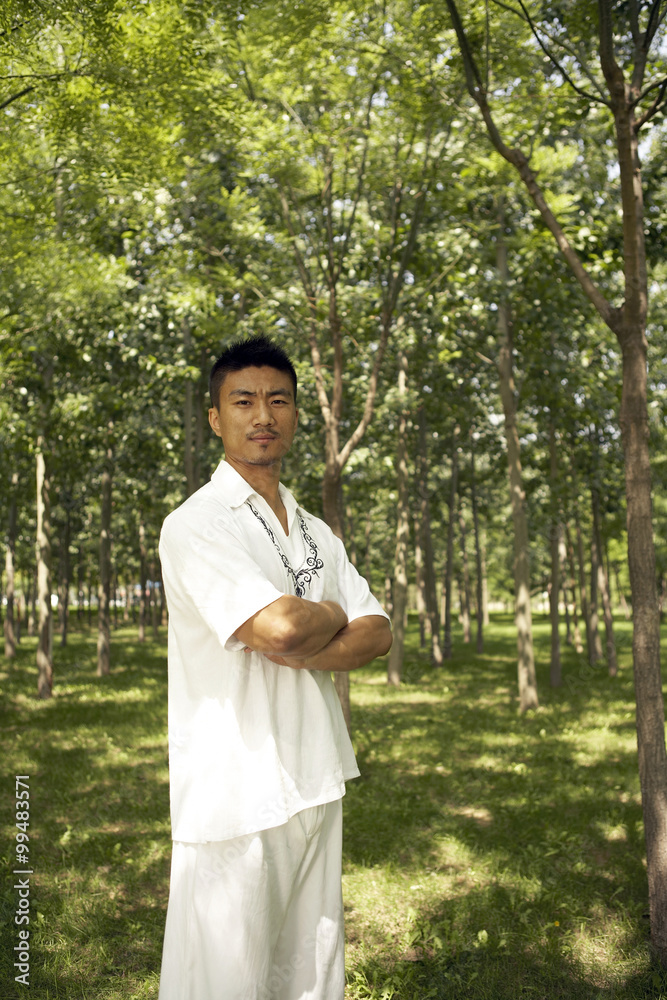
[159,459,388,843]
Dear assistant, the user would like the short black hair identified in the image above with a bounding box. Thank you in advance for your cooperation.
[209,335,298,409]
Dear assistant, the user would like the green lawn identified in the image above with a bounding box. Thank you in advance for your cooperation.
[2,615,667,999]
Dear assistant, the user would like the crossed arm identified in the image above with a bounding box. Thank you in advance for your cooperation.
[234,595,392,672]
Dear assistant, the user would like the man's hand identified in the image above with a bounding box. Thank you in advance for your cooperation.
[263,615,391,673]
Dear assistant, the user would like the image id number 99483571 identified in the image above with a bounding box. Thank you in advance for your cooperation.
[14,775,32,987]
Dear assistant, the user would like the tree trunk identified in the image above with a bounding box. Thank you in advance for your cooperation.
[612,562,632,620]
[589,508,603,665]
[150,557,159,639]
[458,505,472,644]
[564,523,584,654]
[87,570,93,629]
[58,507,71,647]
[496,200,538,711]
[27,571,36,638]
[138,514,147,643]
[417,405,443,665]
[97,429,113,676]
[76,544,84,623]
[549,422,561,686]
[620,330,667,961]
[35,442,53,699]
[442,424,460,660]
[574,507,592,662]
[183,319,199,498]
[470,432,484,653]
[388,351,410,687]
[4,471,18,659]
[592,487,617,676]
[415,535,427,649]
[481,532,490,626]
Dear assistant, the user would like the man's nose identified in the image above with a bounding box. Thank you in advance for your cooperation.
[253,398,275,424]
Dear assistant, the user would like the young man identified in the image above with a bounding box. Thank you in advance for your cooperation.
[158,336,391,1000]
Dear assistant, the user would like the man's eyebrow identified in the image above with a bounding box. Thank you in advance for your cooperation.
[227,387,293,398]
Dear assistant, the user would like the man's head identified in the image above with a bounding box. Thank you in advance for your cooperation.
[208,336,299,470]
[209,335,297,412]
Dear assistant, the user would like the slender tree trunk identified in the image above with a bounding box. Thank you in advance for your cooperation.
[4,471,18,659]
[549,422,561,687]
[363,510,372,585]
[417,405,442,665]
[481,532,490,626]
[58,508,71,647]
[138,515,147,643]
[97,429,113,676]
[27,571,36,638]
[384,572,393,618]
[574,504,593,662]
[76,544,84,623]
[592,488,617,676]
[442,425,460,659]
[159,563,167,625]
[150,557,159,639]
[36,440,53,699]
[470,433,484,653]
[612,562,632,619]
[415,535,427,649]
[458,505,472,644]
[620,330,667,960]
[589,505,603,665]
[345,505,358,567]
[496,200,538,711]
[388,352,410,687]
[564,523,584,654]
[87,570,93,629]
[183,320,199,498]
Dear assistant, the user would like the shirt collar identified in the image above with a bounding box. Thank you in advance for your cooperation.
[210,460,300,528]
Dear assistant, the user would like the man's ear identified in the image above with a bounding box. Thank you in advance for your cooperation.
[209,407,222,439]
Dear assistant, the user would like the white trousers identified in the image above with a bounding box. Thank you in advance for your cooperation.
[158,799,345,1000]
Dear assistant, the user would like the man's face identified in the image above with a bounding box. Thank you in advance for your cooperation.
[208,365,298,468]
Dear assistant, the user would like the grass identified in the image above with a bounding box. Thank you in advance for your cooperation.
[1,614,667,998]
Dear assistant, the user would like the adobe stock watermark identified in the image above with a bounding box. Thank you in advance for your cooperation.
[13,775,32,987]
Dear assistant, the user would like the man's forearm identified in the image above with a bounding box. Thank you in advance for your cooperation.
[265,615,392,672]
[235,595,348,657]
[280,598,349,657]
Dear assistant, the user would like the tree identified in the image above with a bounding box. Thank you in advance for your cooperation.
[444,0,667,962]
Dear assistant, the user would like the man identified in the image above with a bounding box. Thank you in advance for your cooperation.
[158,335,391,1000]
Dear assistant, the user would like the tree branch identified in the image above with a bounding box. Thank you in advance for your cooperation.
[0,85,36,111]
[633,74,667,127]
[491,0,609,104]
[446,0,618,331]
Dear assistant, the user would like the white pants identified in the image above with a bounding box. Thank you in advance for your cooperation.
[158,800,345,1000]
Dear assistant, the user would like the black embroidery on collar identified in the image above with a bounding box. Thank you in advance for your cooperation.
[246,500,324,598]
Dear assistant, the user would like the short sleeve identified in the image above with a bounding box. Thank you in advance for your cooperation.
[159,511,286,651]
[332,535,390,624]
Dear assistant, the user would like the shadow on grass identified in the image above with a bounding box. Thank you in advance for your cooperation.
[342,615,660,999]
[1,628,170,999]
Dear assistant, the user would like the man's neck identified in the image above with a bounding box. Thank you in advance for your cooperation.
[225,455,284,517]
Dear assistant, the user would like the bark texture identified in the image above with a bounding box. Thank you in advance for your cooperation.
[36,444,53,699]
[97,430,113,676]
[496,204,538,711]
[4,471,18,658]
[387,351,410,686]
[442,425,460,660]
